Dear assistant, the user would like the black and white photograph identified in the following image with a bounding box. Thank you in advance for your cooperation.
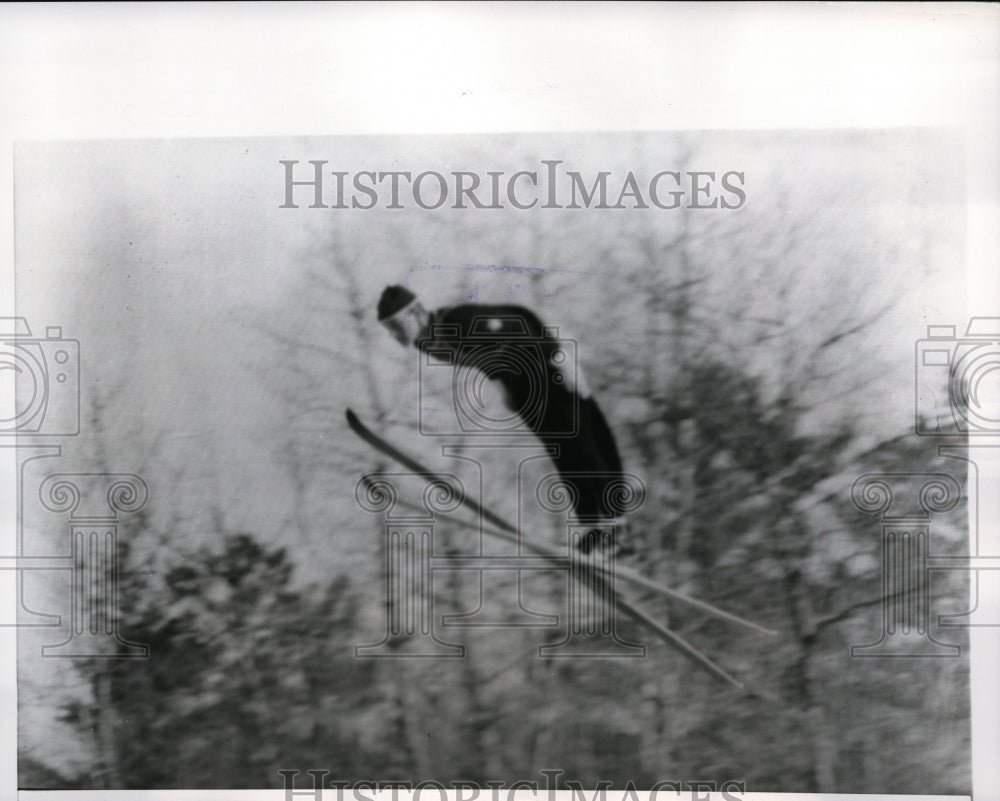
[1,5,998,801]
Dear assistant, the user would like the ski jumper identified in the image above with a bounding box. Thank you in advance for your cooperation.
[416,304,625,548]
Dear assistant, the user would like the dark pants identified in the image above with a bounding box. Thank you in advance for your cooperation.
[537,398,626,553]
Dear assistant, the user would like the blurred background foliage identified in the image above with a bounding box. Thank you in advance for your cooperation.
[15,131,969,793]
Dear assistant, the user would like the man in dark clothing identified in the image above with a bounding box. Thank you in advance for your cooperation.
[377,285,630,554]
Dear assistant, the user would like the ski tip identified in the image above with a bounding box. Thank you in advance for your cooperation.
[346,408,359,425]
[744,621,780,637]
[747,621,780,637]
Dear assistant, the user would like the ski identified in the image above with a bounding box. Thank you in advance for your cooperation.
[346,408,775,637]
[346,408,775,692]
[346,408,519,537]
[358,476,747,691]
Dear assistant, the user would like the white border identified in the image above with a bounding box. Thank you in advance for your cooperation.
[1,3,998,800]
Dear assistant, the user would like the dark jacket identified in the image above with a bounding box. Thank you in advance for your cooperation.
[417,304,625,524]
